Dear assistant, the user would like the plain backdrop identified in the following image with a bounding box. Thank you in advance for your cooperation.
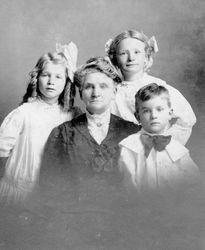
[0,0,204,167]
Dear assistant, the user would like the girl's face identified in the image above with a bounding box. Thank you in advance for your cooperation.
[81,72,116,114]
[116,38,148,80]
[38,62,66,104]
[137,95,173,134]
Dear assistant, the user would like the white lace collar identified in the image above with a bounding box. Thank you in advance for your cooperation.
[86,108,111,127]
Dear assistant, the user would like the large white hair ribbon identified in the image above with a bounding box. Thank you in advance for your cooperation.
[147,36,159,53]
[104,38,113,55]
[56,42,78,81]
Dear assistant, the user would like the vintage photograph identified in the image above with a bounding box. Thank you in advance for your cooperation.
[0,0,205,249]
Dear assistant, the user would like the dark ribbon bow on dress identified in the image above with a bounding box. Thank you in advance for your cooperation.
[140,134,172,158]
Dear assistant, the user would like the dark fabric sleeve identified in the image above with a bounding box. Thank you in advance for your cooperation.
[39,125,68,186]
[33,125,76,212]
[120,119,141,139]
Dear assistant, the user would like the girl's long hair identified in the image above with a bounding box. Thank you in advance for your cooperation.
[107,30,155,72]
[20,52,76,111]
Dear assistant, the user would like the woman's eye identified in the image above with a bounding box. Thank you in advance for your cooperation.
[56,75,63,79]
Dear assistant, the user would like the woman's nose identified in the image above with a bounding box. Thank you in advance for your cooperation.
[92,87,100,97]
[151,110,157,119]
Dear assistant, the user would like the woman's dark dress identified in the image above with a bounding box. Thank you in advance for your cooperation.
[36,113,140,247]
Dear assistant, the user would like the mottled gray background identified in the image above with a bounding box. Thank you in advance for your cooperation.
[0,1,205,249]
[0,0,204,168]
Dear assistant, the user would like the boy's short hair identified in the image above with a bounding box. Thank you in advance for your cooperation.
[74,56,121,95]
[135,83,171,119]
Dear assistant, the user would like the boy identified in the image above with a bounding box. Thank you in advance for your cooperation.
[119,83,199,191]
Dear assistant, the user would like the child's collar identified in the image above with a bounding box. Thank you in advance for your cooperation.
[141,128,171,136]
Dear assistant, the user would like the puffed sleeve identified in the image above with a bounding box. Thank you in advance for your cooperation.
[0,108,24,157]
[165,84,197,145]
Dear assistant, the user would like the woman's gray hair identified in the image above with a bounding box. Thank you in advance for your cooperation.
[74,56,122,91]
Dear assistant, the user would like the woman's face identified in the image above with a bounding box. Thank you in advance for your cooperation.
[81,72,116,114]
[38,62,66,104]
[116,38,148,80]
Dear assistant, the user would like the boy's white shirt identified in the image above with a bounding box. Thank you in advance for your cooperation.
[86,108,111,145]
[119,129,199,190]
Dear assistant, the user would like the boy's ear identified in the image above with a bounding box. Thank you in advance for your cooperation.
[168,108,174,121]
[169,108,173,116]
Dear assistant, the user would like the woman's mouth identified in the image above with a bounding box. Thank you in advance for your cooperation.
[46,88,55,91]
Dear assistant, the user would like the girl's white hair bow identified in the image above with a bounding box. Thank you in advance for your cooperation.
[56,42,78,81]
[105,38,113,55]
[148,36,159,53]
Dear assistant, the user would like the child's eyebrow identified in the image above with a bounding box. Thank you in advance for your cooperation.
[100,82,109,86]
[141,106,149,110]
[84,82,94,86]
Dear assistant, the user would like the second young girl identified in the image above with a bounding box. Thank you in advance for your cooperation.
[0,42,80,203]
[105,29,196,145]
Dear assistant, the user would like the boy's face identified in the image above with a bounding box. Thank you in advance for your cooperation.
[137,95,173,134]
[116,38,148,78]
[81,72,116,114]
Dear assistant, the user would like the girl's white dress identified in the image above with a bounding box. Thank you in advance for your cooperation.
[0,98,74,202]
[111,73,196,145]
[119,130,199,191]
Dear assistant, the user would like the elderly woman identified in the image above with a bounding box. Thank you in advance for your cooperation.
[39,56,140,186]
[29,56,140,248]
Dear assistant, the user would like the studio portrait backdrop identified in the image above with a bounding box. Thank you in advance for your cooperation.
[0,0,205,249]
[0,0,204,168]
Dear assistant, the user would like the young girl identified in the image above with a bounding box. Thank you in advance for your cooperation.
[119,83,199,191]
[105,30,196,145]
[0,42,80,203]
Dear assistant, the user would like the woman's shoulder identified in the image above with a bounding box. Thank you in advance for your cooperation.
[111,114,140,131]
[70,106,83,118]
[55,113,86,131]
[48,113,86,141]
